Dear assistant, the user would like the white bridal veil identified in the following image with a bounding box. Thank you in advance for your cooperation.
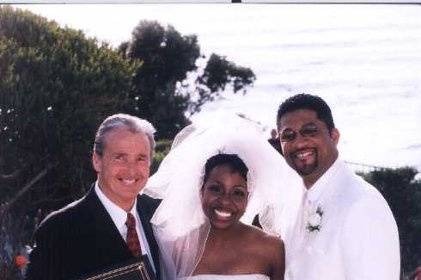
[144,116,302,279]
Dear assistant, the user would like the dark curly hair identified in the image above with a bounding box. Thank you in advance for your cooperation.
[277,93,335,132]
[203,153,248,184]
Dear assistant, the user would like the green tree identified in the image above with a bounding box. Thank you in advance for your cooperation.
[0,6,139,277]
[192,53,256,113]
[362,167,421,278]
[119,20,256,139]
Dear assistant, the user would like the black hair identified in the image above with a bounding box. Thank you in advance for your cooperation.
[203,153,248,184]
[277,93,335,131]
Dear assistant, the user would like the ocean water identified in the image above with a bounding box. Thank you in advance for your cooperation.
[15,4,421,171]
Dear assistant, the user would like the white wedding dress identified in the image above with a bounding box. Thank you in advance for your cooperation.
[179,274,270,280]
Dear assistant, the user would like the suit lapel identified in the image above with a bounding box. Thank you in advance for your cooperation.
[137,195,160,279]
[287,163,348,271]
[84,187,160,279]
[85,187,133,259]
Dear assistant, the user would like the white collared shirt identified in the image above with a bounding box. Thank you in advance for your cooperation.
[95,182,156,272]
[285,158,400,280]
[302,157,343,212]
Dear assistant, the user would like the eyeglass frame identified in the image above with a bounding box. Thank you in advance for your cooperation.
[278,122,323,143]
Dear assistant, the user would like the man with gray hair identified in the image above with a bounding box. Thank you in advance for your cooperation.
[26,114,161,280]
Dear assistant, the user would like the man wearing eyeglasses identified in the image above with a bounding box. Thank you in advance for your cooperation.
[276,94,400,280]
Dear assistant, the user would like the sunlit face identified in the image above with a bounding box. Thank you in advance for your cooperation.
[200,165,248,230]
[92,128,151,211]
[278,109,339,188]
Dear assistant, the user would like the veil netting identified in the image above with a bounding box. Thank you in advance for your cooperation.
[143,117,302,280]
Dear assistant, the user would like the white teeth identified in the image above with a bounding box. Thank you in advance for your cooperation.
[296,150,313,159]
[121,179,136,185]
[214,209,232,218]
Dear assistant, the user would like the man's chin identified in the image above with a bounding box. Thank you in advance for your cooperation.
[116,189,142,202]
[295,164,317,177]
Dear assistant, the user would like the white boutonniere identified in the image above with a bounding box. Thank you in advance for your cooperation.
[306,206,323,232]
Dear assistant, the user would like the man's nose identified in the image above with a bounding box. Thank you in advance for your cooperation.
[292,132,311,148]
[125,160,138,174]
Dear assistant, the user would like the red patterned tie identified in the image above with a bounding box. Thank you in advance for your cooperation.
[125,212,141,257]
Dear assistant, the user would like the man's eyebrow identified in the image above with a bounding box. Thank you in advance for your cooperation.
[111,152,126,156]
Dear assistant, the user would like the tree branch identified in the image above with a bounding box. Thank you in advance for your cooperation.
[0,169,22,182]
[2,162,58,215]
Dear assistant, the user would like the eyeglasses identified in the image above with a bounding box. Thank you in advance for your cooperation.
[279,123,320,143]
[203,184,249,203]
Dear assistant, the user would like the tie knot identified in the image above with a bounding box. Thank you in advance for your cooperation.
[126,212,136,228]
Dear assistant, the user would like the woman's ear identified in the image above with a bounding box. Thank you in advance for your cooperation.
[199,185,205,198]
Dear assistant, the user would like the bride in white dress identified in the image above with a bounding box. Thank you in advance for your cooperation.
[144,119,302,280]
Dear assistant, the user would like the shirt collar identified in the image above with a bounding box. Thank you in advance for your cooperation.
[305,157,344,204]
[95,181,138,229]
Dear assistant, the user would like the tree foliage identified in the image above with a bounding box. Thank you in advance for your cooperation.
[362,167,421,278]
[0,6,138,206]
[0,7,139,277]
[192,53,256,113]
[119,20,256,138]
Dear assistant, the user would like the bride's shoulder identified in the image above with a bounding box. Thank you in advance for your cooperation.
[240,225,284,268]
[243,224,284,252]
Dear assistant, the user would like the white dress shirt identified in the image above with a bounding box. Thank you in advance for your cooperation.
[285,158,400,280]
[95,182,156,272]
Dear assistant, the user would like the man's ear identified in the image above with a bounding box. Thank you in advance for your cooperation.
[331,128,340,145]
[92,152,102,173]
[276,128,284,157]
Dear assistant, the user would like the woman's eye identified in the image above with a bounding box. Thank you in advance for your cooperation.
[232,189,246,198]
[208,185,222,194]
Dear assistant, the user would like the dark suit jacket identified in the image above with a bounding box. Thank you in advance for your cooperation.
[25,186,161,280]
